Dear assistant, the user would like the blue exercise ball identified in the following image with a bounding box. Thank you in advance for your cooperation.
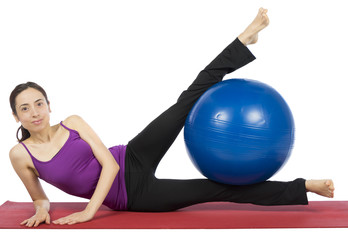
[184,78,295,185]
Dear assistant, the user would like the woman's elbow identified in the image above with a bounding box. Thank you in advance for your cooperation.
[102,161,119,179]
[110,161,120,175]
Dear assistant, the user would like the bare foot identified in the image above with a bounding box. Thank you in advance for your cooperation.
[305,179,335,198]
[238,7,270,46]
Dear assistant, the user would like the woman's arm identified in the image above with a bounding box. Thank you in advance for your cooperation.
[9,145,51,227]
[53,115,119,225]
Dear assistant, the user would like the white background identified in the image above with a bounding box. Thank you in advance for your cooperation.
[1,0,348,239]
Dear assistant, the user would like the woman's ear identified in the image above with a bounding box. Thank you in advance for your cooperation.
[48,100,52,113]
[12,112,19,123]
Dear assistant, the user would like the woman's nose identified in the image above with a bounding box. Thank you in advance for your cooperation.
[31,107,39,117]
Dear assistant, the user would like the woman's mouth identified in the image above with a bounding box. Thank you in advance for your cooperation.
[32,119,43,125]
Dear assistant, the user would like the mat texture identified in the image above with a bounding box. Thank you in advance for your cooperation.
[0,201,347,229]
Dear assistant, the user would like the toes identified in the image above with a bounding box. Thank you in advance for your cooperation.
[325,180,335,198]
[259,7,268,15]
[325,180,335,190]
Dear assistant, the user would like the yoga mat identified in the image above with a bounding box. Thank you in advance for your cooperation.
[0,201,347,229]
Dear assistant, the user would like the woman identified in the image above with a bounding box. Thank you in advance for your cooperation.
[9,8,334,228]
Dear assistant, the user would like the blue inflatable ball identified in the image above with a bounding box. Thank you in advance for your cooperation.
[184,78,295,185]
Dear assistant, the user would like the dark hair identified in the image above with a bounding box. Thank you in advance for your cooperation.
[9,82,49,142]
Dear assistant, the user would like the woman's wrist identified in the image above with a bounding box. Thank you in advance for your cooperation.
[84,201,99,216]
[82,206,97,220]
[35,206,49,215]
[34,199,50,213]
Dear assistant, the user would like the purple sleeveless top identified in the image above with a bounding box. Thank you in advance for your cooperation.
[20,122,128,211]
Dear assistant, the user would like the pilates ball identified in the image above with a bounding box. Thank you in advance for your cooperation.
[184,78,295,185]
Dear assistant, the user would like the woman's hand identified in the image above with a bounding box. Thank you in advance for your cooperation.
[52,209,94,225]
[20,208,50,228]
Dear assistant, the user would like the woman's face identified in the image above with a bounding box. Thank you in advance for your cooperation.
[13,87,51,133]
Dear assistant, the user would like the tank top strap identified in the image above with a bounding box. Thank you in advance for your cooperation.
[60,121,80,136]
[60,121,74,132]
[20,142,35,159]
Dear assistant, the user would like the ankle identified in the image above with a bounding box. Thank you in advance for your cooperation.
[305,180,311,192]
[238,34,247,46]
[238,32,253,46]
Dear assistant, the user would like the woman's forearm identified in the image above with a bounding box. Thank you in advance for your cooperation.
[51,161,119,225]
[85,160,119,215]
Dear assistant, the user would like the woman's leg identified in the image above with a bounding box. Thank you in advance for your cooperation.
[127,177,335,212]
[128,177,309,212]
[127,38,256,173]
[126,8,269,174]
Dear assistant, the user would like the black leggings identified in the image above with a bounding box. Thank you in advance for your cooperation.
[124,38,308,212]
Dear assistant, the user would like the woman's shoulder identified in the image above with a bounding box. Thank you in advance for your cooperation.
[9,142,39,177]
[62,115,84,127]
[9,143,30,166]
[61,115,88,135]
[61,115,99,142]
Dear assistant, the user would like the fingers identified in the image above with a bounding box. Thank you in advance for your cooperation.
[68,220,77,225]
[39,211,91,226]
[20,219,28,225]
[52,217,65,225]
[46,214,51,224]
[20,219,35,227]
[53,217,77,225]
[20,218,46,228]
[53,217,69,225]
[20,214,51,228]
[21,217,74,227]
[52,211,92,225]
[34,219,41,227]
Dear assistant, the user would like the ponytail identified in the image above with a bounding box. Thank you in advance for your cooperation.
[16,125,31,142]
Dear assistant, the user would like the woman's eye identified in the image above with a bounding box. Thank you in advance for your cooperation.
[37,102,44,107]
[21,107,28,112]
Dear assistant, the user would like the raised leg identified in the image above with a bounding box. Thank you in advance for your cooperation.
[127,38,256,173]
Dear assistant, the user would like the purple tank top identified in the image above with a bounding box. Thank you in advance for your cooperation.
[20,122,128,211]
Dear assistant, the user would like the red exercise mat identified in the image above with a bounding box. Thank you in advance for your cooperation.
[0,201,347,229]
